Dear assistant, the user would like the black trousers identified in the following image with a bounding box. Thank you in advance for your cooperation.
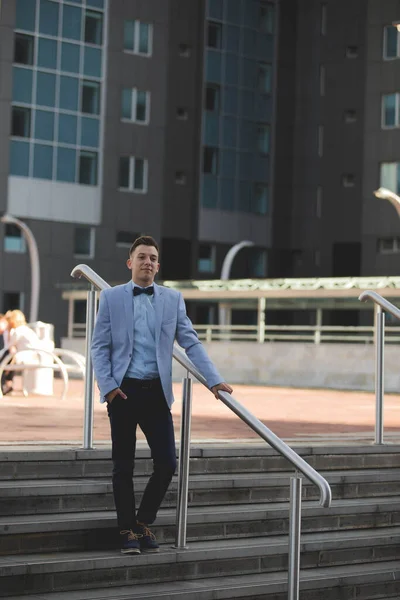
[107,377,177,531]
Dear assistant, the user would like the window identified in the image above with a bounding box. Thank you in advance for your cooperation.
[380,162,400,194]
[3,292,23,313]
[14,34,34,65]
[377,237,400,254]
[260,2,274,34]
[257,124,270,154]
[318,125,324,157]
[250,249,266,277]
[119,157,148,192]
[344,109,357,123]
[316,186,322,218]
[121,88,150,123]
[258,63,272,93]
[4,225,26,253]
[124,20,153,56]
[116,231,138,248]
[207,22,222,49]
[81,81,100,114]
[320,4,327,35]
[11,107,31,137]
[175,171,187,184]
[319,65,325,96]
[252,184,268,214]
[79,151,98,185]
[342,174,355,188]
[382,93,400,128]
[346,46,358,58]
[176,107,188,120]
[85,10,103,45]
[383,25,399,59]
[205,85,220,111]
[178,43,191,57]
[203,147,219,174]
[198,244,216,273]
[74,227,95,258]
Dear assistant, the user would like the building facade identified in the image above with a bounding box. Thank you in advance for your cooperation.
[0,0,399,340]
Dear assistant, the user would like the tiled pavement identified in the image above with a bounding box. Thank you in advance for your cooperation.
[1,376,400,445]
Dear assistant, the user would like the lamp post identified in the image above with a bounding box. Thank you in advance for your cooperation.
[218,240,255,326]
[0,214,40,323]
[373,187,400,218]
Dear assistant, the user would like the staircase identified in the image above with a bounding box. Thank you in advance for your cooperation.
[1,443,400,599]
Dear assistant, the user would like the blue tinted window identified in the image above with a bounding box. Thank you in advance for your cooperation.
[87,0,104,7]
[239,153,253,180]
[62,5,82,41]
[38,38,57,69]
[124,20,135,51]
[81,117,99,147]
[83,47,102,77]
[252,184,268,214]
[10,140,30,176]
[243,2,257,28]
[58,114,77,144]
[35,110,54,141]
[79,151,97,185]
[39,0,59,36]
[208,0,223,20]
[253,155,269,181]
[225,26,240,53]
[36,72,56,107]
[243,29,256,57]
[15,0,36,32]
[384,26,398,59]
[225,54,239,85]
[12,67,33,103]
[220,178,235,211]
[226,0,242,24]
[59,76,79,110]
[240,120,253,150]
[221,150,236,178]
[223,87,238,115]
[202,175,218,208]
[61,42,80,73]
[254,93,272,121]
[206,51,222,83]
[242,58,256,88]
[57,147,76,182]
[203,113,219,146]
[33,144,53,179]
[383,94,397,126]
[222,117,237,147]
[256,33,273,60]
[238,180,251,211]
[241,90,254,118]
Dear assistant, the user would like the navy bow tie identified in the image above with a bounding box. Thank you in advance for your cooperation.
[134,286,154,296]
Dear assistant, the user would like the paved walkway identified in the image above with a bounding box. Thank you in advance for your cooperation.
[1,376,399,445]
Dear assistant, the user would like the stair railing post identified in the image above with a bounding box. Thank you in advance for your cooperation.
[288,472,302,600]
[374,304,385,445]
[83,284,97,450]
[174,372,193,549]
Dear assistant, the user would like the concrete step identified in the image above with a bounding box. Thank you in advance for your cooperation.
[1,468,400,516]
[1,496,400,556]
[3,560,400,599]
[1,528,400,597]
[1,445,400,480]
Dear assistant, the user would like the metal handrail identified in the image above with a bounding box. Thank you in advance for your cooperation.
[71,264,332,600]
[359,290,400,320]
[358,290,400,445]
[72,264,331,505]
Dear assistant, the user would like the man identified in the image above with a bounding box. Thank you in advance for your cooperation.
[91,235,232,555]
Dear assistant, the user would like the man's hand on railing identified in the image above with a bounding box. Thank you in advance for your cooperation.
[211,382,233,399]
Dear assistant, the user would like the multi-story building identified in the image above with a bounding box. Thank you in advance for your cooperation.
[0,0,399,340]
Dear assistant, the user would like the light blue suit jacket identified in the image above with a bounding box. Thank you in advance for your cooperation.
[91,281,223,406]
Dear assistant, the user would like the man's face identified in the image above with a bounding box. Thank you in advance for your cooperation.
[127,244,160,286]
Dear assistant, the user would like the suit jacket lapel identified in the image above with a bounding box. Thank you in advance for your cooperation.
[153,283,164,343]
[123,282,134,347]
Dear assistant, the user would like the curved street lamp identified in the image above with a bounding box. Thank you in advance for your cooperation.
[0,214,40,323]
[219,240,255,326]
[373,187,400,219]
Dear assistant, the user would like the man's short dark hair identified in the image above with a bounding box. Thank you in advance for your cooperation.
[129,235,159,257]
